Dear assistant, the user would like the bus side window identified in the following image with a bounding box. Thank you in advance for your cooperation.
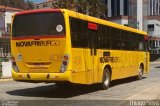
[110,27,121,50]
[138,35,145,51]
[70,17,88,48]
[99,25,110,49]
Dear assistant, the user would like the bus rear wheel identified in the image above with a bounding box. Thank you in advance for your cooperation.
[101,68,111,90]
[137,65,143,80]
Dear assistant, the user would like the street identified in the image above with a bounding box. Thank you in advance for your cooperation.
[0,63,160,106]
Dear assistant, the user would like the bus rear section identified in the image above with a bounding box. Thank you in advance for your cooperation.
[11,9,71,82]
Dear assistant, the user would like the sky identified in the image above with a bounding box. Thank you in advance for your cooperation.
[29,0,46,3]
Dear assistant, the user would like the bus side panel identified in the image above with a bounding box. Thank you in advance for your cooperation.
[144,52,150,74]
[120,51,138,78]
[71,48,88,84]
[104,50,141,81]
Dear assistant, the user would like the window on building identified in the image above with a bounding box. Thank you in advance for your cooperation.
[36,6,39,9]
[155,40,158,47]
[43,4,48,7]
[111,0,120,16]
[124,0,129,15]
[148,24,154,31]
[117,0,120,16]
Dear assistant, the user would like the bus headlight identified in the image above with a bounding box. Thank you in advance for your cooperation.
[11,56,19,72]
[60,54,69,73]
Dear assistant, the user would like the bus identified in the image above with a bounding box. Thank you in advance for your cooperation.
[11,9,149,89]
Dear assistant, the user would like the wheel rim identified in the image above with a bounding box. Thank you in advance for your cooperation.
[104,70,110,86]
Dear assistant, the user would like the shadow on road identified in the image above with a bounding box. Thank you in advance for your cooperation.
[7,84,101,98]
[110,77,146,87]
[155,66,160,68]
[7,77,144,98]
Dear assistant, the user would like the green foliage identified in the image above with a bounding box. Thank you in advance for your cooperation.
[52,0,76,10]
[0,0,34,10]
[87,0,107,18]
[52,0,107,18]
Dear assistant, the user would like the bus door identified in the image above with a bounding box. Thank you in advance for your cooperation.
[86,24,99,84]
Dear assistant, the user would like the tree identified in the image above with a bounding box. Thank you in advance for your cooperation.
[77,0,107,18]
[52,0,76,10]
[0,0,33,10]
[76,0,88,14]
[52,0,107,18]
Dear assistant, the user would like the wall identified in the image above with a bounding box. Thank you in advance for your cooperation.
[148,20,160,37]
[137,0,143,30]
[2,61,12,77]
[5,12,14,34]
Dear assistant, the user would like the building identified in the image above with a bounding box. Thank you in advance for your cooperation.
[148,0,160,16]
[147,0,160,61]
[105,0,129,26]
[33,0,58,9]
[0,5,23,60]
[104,0,160,61]
[105,0,148,32]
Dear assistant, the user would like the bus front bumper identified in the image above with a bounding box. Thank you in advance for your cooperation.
[12,70,72,82]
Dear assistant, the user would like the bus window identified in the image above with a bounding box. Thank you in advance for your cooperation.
[13,12,65,37]
[70,17,88,48]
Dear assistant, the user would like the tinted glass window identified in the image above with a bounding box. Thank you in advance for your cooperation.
[110,27,121,50]
[70,17,88,48]
[99,25,110,49]
[13,12,65,37]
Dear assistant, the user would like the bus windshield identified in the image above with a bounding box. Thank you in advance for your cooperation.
[12,12,65,37]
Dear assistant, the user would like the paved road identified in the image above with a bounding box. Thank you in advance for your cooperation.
[0,63,160,106]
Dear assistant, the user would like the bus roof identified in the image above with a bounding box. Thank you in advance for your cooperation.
[15,9,61,16]
[62,9,147,36]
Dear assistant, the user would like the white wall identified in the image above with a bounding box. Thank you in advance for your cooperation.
[148,19,160,37]
[5,12,14,25]
[2,61,12,77]
[137,0,143,31]
[5,12,15,33]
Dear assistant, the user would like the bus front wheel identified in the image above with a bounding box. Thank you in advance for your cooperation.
[137,65,143,80]
[101,68,111,90]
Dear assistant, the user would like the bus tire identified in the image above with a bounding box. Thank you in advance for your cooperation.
[137,65,143,80]
[101,68,111,90]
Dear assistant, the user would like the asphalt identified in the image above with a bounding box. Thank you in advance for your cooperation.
[0,61,160,101]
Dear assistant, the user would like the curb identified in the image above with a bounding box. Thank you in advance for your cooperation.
[150,62,160,64]
[0,77,13,82]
